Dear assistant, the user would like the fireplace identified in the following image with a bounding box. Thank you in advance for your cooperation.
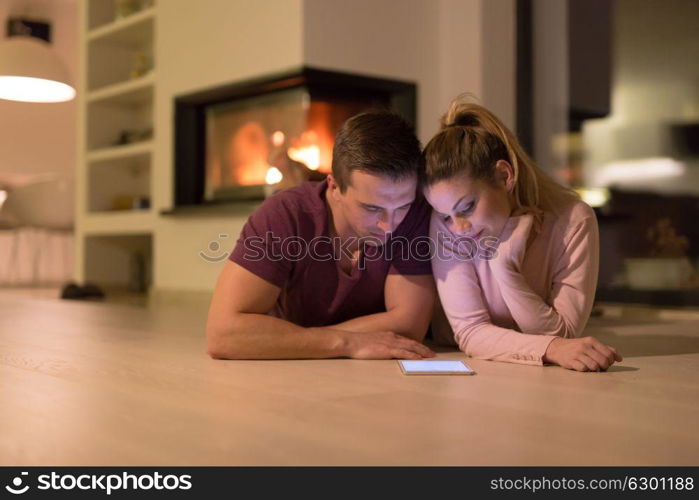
[171,67,416,209]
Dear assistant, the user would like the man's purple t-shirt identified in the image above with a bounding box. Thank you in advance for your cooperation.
[229,179,431,327]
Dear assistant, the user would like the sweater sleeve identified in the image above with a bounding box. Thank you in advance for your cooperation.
[490,208,599,339]
[430,213,557,366]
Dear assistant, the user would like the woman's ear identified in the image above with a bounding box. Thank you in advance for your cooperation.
[495,160,515,193]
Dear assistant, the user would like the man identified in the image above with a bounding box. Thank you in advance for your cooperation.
[206,111,436,360]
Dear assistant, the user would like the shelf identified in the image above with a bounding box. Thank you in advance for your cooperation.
[160,200,263,217]
[82,210,155,235]
[87,141,153,163]
[78,1,157,287]
[88,7,155,47]
[88,73,155,106]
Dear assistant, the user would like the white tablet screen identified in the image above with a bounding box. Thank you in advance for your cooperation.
[399,360,474,373]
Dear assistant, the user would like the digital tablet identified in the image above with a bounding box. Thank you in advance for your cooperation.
[398,360,476,375]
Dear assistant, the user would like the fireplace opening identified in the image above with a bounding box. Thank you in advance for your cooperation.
[171,67,416,209]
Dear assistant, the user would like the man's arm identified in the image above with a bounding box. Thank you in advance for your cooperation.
[332,273,436,341]
[206,261,434,360]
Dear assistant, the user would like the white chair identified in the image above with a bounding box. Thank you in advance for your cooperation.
[2,175,74,229]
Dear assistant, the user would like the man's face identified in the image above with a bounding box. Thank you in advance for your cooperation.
[329,170,418,246]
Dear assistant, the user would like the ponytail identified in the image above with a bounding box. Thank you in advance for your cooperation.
[424,94,576,214]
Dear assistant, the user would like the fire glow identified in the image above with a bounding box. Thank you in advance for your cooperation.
[287,144,321,171]
[265,167,283,185]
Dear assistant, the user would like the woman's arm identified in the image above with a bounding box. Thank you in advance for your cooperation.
[431,214,557,366]
[489,213,599,339]
[486,210,622,371]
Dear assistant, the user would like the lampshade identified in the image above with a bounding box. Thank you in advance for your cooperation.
[0,36,75,103]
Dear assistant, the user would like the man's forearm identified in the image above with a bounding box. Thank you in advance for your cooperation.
[332,310,429,341]
[206,313,349,359]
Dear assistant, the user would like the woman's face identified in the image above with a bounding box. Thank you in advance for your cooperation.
[424,169,513,240]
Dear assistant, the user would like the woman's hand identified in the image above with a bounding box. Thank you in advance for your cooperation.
[543,336,623,371]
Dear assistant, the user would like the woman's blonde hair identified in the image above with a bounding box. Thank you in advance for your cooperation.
[423,94,576,213]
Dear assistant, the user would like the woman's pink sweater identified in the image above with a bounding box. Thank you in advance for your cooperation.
[430,198,599,365]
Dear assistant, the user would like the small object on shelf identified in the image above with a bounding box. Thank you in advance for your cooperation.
[114,128,153,146]
[130,51,152,79]
[111,195,150,211]
[132,196,150,210]
[115,131,130,145]
[112,195,133,211]
[115,0,142,20]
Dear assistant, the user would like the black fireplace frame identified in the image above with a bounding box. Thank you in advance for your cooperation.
[168,66,417,211]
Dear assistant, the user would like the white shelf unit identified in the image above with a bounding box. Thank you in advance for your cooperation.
[88,7,155,43]
[87,3,154,91]
[82,211,155,235]
[84,232,153,294]
[77,0,156,294]
[87,147,151,213]
[87,72,155,105]
[86,140,153,162]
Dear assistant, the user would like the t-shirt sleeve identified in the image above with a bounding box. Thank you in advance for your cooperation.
[229,196,296,288]
[388,196,432,276]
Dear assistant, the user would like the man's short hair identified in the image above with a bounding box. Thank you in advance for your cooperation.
[331,111,423,192]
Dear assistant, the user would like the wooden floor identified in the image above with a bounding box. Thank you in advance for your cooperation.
[1,291,698,465]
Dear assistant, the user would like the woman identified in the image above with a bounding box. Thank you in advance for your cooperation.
[423,96,622,371]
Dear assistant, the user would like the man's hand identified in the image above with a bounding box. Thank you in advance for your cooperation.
[341,330,436,360]
[543,336,623,371]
